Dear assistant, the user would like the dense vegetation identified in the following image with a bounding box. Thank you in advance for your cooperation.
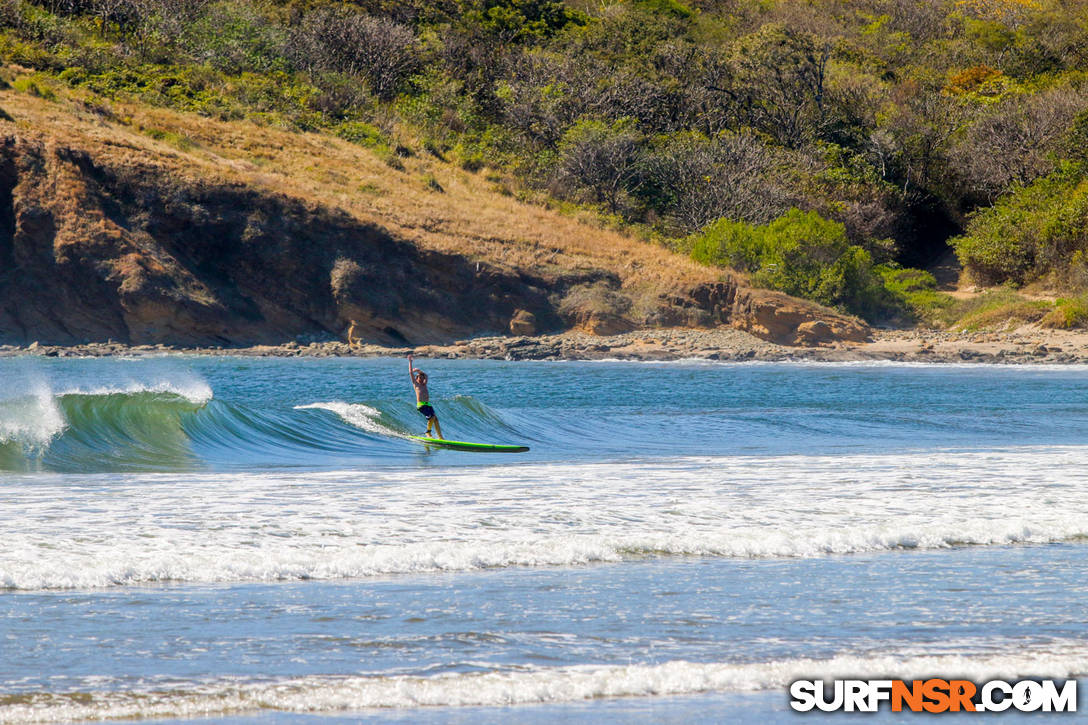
[2,0,1088,325]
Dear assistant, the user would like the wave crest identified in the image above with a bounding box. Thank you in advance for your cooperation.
[294,402,404,438]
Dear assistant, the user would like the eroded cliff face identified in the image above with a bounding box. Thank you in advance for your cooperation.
[0,130,867,347]
[0,135,560,345]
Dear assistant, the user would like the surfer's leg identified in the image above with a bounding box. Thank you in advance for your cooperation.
[432,417,443,440]
[418,404,436,436]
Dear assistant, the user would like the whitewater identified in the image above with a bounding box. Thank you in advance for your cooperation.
[2,355,1088,722]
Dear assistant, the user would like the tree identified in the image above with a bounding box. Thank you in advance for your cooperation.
[499,49,589,147]
[948,85,1088,203]
[456,0,585,44]
[290,8,421,100]
[181,2,289,74]
[728,24,832,148]
[640,131,789,233]
[661,44,737,137]
[882,0,955,41]
[555,119,644,214]
[876,79,967,198]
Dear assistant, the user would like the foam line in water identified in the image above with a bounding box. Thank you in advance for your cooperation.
[3,518,1084,590]
[4,447,1088,589]
[574,358,1088,370]
[4,646,1088,722]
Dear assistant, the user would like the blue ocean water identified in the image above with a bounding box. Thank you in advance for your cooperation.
[2,357,1087,722]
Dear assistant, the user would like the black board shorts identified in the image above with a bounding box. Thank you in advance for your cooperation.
[417,404,436,420]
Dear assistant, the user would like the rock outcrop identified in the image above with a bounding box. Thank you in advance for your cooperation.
[730,288,870,346]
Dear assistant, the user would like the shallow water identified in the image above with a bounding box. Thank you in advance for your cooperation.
[2,357,1087,722]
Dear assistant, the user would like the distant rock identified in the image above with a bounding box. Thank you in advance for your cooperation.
[508,309,537,335]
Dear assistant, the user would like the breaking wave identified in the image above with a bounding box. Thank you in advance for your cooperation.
[4,647,1087,722]
[0,382,536,472]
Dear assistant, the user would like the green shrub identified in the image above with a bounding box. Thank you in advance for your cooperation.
[382,152,406,171]
[71,64,340,126]
[1041,296,1088,329]
[954,169,1088,285]
[688,216,762,271]
[12,74,56,100]
[688,209,898,320]
[0,31,58,71]
[357,182,386,195]
[877,265,957,325]
[423,138,447,160]
[951,289,1050,331]
[76,65,241,119]
[180,3,290,75]
[460,154,486,172]
[457,0,588,43]
[335,121,385,149]
[57,65,88,85]
[634,0,694,18]
[139,126,195,151]
[879,266,938,295]
[749,210,856,302]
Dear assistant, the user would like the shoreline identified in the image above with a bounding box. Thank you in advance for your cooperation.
[5,327,1088,364]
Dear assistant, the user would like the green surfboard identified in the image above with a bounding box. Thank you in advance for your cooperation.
[409,435,529,453]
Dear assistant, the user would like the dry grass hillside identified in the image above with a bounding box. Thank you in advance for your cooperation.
[0,67,867,346]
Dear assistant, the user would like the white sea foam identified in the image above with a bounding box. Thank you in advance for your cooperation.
[3,446,1088,590]
[295,401,405,437]
[0,382,66,449]
[574,357,1088,370]
[4,647,1088,723]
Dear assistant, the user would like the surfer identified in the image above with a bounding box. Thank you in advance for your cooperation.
[408,355,443,440]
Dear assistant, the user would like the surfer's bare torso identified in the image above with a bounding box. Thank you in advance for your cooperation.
[413,378,429,404]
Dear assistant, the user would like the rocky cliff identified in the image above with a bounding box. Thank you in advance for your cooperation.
[0,134,563,345]
[0,80,867,347]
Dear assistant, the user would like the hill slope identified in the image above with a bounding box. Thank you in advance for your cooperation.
[0,75,866,346]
